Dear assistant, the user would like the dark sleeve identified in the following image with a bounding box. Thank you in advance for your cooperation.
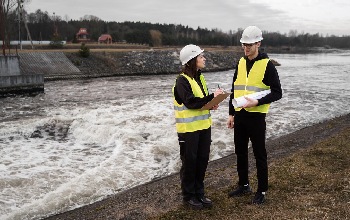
[228,63,238,116]
[258,61,283,105]
[175,76,214,109]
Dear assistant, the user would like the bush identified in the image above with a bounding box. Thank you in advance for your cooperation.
[78,43,90,58]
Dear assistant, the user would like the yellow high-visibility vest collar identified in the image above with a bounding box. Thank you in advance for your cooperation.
[234,58,271,113]
[173,73,212,133]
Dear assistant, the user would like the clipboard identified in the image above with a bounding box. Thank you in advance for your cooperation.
[201,92,232,110]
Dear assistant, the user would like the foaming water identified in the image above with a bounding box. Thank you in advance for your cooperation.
[1,51,350,219]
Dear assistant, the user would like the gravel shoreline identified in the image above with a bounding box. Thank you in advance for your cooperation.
[44,113,350,220]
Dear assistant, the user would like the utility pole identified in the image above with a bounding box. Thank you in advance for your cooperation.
[53,12,58,37]
[17,0,21,50]
[22,10,34,49]
[17,0,33,49]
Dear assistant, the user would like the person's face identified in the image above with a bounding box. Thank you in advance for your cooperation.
[196,53,206,69]
[242,42,260,60]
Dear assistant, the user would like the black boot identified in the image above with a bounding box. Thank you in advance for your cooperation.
[198,196,213,208]
[183,197,203,209]
[252,192,266,204]
[228,185,252,197]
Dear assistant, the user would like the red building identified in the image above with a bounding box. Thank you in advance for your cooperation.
[76,28,90,43]
[98,34,113,44]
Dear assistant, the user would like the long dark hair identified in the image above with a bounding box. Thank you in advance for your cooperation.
[182,56,199,78]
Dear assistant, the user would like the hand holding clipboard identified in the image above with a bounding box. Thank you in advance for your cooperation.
[201,91,232,110]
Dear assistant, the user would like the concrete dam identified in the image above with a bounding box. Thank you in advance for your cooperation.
[0,52,81,96]
[0,55,43,96]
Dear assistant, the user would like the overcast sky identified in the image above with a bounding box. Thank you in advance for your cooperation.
[25,0,350,36]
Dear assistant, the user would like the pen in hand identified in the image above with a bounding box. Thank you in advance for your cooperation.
[217,84,224,94]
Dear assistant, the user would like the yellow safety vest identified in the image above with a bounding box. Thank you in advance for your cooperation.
[173,73,212,133]
[234,57,271,113]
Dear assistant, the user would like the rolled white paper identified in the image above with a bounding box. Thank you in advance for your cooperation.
[232,89,271,108]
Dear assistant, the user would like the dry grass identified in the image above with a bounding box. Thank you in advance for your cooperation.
[152,128,350,220]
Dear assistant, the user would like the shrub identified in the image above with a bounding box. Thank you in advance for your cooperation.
[78,43,90,58]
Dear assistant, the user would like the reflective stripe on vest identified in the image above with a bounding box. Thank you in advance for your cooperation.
[234,58,271,113]
[173,73,212,133]
[234,85,267,92]
[175,114,211,123]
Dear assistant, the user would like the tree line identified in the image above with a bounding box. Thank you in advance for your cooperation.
[2,6,350,49]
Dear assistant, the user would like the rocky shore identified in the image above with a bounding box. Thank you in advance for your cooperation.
[64,49,243,78]
[44,113,350,220]
[15,47,287,82]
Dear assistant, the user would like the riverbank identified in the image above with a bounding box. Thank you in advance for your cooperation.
[44,113,350,220]
[12,48,243,81]
[63,49,243,78]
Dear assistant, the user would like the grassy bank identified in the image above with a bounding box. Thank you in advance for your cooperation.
[153,128,350,220]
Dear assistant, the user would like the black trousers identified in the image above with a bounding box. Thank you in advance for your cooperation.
[178,127,211,200]
[234,113,268,192]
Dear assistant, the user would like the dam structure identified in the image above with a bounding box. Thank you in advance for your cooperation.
[0,52,82,96]
[0,54,44,96]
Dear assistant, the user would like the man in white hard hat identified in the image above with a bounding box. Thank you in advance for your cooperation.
[173,44,223,209]
[227,26,282,204]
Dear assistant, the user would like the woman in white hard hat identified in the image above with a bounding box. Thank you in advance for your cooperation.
[172,44,222,209]
[227,26,282,204]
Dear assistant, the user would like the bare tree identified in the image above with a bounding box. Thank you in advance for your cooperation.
[0,0,31,54]
[80,14,101,21]
[149,29,162,47]
[1,0,17,54]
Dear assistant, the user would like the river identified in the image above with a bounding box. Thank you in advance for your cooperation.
[1,50,350,220]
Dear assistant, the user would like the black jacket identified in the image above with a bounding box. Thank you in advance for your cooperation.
[174,72,214,109]
[229,52,282,116]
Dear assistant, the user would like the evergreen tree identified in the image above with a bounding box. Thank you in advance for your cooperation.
[78,43,90,58]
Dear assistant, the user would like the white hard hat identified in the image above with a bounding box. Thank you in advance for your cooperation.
[240,26,263,44]
[179,44,204,65]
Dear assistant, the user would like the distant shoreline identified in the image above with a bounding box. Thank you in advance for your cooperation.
[13,43,344,54]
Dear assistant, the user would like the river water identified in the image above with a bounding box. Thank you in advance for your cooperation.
[1,51,350,220]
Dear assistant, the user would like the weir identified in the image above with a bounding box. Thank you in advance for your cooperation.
[0,55,21,75]
[0,55,44,96]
